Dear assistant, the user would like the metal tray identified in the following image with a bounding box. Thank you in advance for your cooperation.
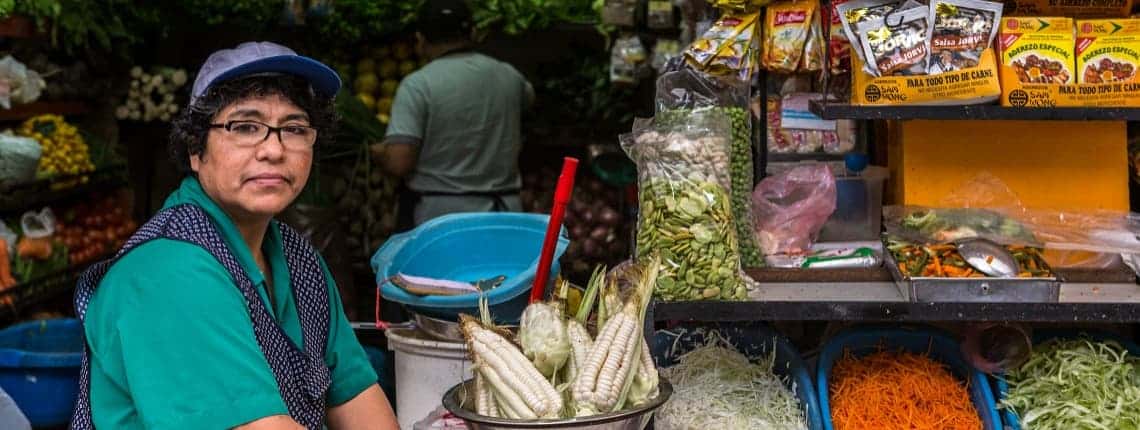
[883,248,1061,303]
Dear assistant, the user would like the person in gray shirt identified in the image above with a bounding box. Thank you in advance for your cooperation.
[373,0,534,228]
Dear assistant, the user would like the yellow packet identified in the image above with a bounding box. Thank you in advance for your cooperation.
[686,12,761,80]
[1076,19,1140,84]
[764,1,818,73]
[801,5,825,72]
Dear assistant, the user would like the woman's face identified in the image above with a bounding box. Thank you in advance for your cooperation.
[190,93,312,223]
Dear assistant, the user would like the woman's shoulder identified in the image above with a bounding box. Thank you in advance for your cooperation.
[94,238,235,303]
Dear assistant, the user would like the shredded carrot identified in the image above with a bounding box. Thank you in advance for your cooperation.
[830,350,983,430]
[930,254,944,277]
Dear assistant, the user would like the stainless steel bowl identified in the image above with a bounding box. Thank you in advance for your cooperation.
[441,378,672,430]
[412,313,464,341]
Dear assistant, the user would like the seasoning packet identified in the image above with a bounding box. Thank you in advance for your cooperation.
[1076,19,1140,84]
[801,7,826,72]
[927,0,1003,75]
[857,7,932,76]
[829,0,854,73]
[763,1,817,72]
[998,17,1075,84]
[837,0,911,74]
[687,12,762,81]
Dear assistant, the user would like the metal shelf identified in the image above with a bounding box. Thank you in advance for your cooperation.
[0,166,128,215]
[809,101,1140,121]
[650,282,1140,323]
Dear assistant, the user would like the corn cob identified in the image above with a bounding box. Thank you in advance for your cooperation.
[461,315,564,418]
[565,320,594,383]
[474,372,499,417]
[628,339,660,407]
[571,258,660,416]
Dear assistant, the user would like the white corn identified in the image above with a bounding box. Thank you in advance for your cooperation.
[474,372,499,417]
[463,319,564,418]
[565,319,594,383]
[628,338,660,407]
[572,301,641,415]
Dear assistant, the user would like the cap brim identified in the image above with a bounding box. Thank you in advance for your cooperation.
[206,54,342,99]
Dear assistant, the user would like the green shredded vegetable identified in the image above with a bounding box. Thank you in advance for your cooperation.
[1001,338,1140,430]
[657,330,808,430]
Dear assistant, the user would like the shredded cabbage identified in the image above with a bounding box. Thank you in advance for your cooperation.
[656,330,808,430]
[1002,338,1140,430]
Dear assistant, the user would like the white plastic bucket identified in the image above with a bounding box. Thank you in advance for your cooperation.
[386,327,470,430]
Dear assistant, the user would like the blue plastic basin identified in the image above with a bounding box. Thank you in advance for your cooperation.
[651,322,824,430]
[0,318,83,428]
[995,329,1140,430]
[817,326,1002,430]
[371,212,569,323]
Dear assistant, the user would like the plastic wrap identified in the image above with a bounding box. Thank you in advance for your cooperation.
[622,111,749,301]
[0,133,41,186]
[0,56,44,109]
[752,164,837,255]
[886,173,1140,266]
[655,66,763,268]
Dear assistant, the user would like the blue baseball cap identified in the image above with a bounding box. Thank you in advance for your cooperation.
[190,41,341,104]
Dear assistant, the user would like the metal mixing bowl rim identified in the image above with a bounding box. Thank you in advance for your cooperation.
[442,377,673,428]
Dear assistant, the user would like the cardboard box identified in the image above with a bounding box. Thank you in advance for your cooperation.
[998,17,1075,85]
[999,17,1140,106]
[1076,19,1140,84]
[850,48,1002,105]
[1001,0,1133,18]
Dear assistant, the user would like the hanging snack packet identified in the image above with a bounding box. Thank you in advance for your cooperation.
[686,12,762,81]
[801,6,826,72]
[764,1,817,72]
[837,0,910,73]
[857,7,932,76]
[927,0,1004,74]
[829,0,854,73]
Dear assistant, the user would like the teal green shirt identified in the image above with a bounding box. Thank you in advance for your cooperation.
[85,177,377,429]
[386,52,532,224]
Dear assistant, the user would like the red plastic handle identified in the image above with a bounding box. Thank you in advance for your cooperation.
[530,157,579,304]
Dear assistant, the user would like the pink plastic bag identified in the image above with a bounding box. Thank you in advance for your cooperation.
[752,164,837,255]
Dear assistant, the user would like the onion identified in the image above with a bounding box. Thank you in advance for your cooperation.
[582,238,600,257]
[598,207,622,226]
[571,224,589,239]
[587,179,605,193]
[562,209,578,225]
[566,241,582,258]
[582,210,596,224]
[589,226,608,241]
[571,199,589,215]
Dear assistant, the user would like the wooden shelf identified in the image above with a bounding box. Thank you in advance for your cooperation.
[810,101,1140,121]
[0,101,90,121]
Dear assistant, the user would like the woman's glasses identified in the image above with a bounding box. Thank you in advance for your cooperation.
[209,120,318,148]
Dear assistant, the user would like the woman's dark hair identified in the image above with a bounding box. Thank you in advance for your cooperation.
[168,74,338,175]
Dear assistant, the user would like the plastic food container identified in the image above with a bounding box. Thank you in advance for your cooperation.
[651,322,824,430]
[817,326,1002,430]
[994,329,1140,430]
[819,166,888,242]
[0,318,84,428]
[371,212,569,323]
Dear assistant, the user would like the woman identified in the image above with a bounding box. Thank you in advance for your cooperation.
[71,42,398,429]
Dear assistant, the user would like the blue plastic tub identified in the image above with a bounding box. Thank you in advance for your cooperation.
[651,322,824,430]
[817,326,1002,430]
[0,318,84,428]
[371,212,569,323]
[995,329,1140,430]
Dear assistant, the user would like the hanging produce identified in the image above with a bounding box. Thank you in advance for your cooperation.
[115,66,189,123]
[1001,338,1140,429]
[18,114,94,178]
[656,332,808,429]
[829,350,983,430]
[348,40,422,125]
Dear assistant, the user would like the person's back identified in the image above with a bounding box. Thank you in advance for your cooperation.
[380,0,534,226]
[397,51,527,196]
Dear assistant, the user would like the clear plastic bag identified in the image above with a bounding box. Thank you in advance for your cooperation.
[622,111,748,301]
[0,56,44,109]
[655,65,764,268]
[751,164,837,255]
